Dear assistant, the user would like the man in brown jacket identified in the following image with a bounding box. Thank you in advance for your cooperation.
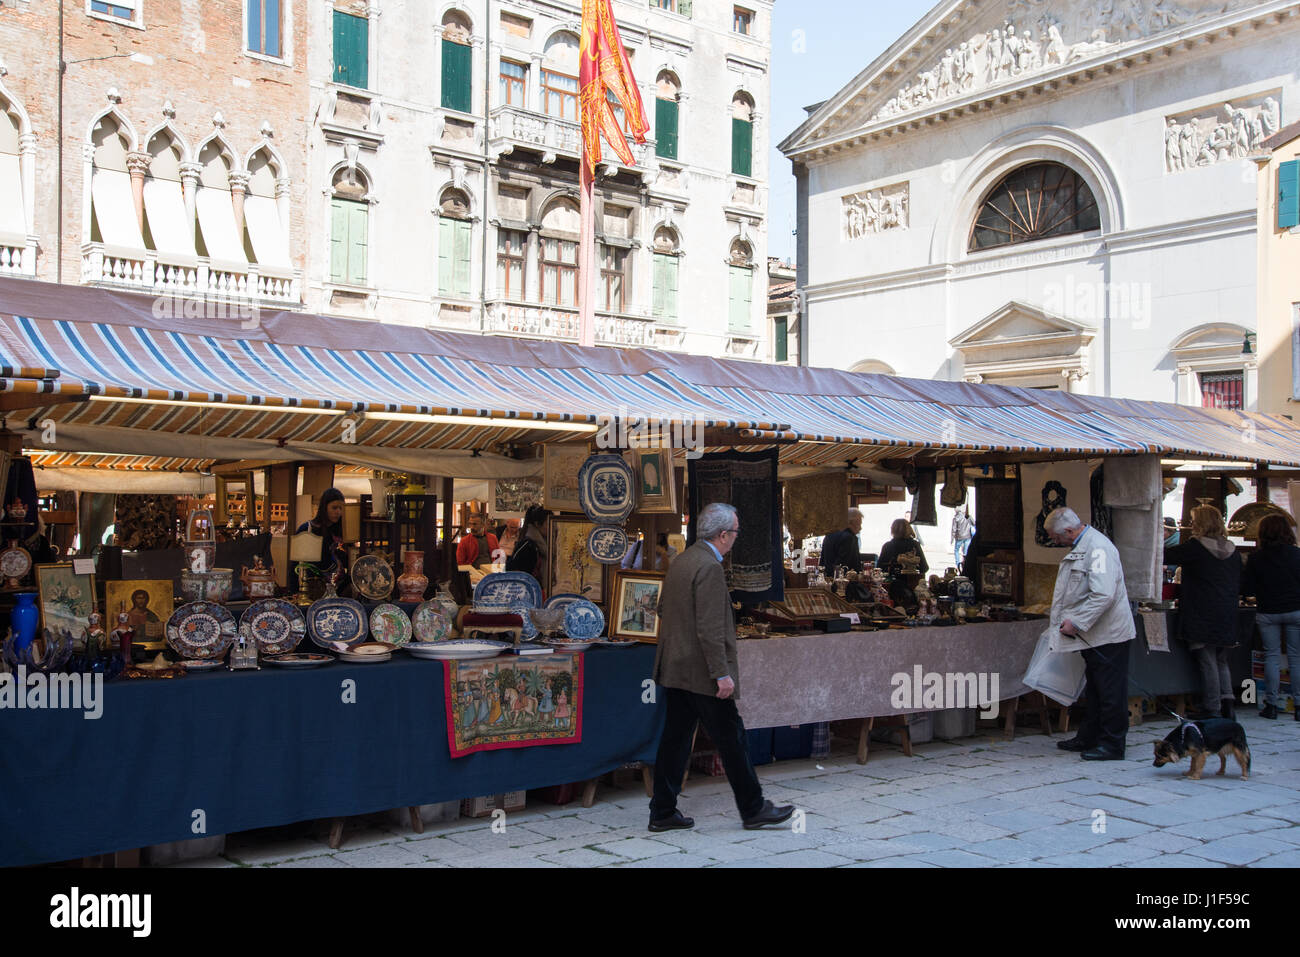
[648,502,794,832]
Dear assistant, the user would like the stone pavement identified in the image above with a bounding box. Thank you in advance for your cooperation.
[176,710,1300,868]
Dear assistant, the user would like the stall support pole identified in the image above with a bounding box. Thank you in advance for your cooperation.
[1256,465,1269,503]
[441,477,455,577]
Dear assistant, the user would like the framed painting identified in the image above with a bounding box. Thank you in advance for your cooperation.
[625,448,677,514]
[35,563,97,643]
[494,477,542,515]
[611,570,665,642]
[543,443,591,513]
[978,561,1015,600]
[974,477,1021,549]
[548,516,605,603]
[105,579,174,650]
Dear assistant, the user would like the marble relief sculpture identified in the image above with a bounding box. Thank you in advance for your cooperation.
[1164,94,1283,172]
[842,183,910,239]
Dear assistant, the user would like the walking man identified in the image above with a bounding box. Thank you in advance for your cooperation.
[649,502,795,831]
[951,507,974,569]
[1045,507,1136,760]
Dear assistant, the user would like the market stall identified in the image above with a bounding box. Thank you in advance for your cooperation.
[4,276,1300,865]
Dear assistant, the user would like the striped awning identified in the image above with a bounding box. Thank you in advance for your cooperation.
[3,278,1300,469]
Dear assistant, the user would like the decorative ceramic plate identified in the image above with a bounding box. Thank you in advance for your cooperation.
[473,571,542,610]
[166,602,238,659]
[308,597,369,649]
[544,593,584,612]
[349,641,398,656]
[337,650,392,663]
[368,604,413,645]
[411,601,453,642]
[351,554,395,600]
[577,453,635,524]
[404,638,510,660]
[178,657,225,670]
[543,637,597,651]
[595,636,640,648]
[263,653,333,668]
[511,604,538,640]
[0,543,33,580]
[587,525,629,564]
[563,599,605,640]
[240,599,308,656]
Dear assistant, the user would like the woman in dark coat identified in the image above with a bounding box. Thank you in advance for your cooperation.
[294,488,349,593]
[1163,505,1241,719]
[1241,513,1300,720]
[878,518,928,576]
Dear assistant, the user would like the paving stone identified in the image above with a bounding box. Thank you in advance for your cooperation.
[520,816,618,839]
[978,809,1066,833]
[1079,841,1164,865]
[963,838,1040,863]
[444,826,552,850]
[1014,823,1108,855]
[1254,849,1300,868]
[332,842,427,867]
[265,854,351,868]
[1182,834,1296,866]
[1127,853,1226,868]
[825,838,929,861]
[1129,830,1203,853]
[841,857,939,867]
[931,820,1014,842]
[913,848,1000,867]
[1163,818,1281,841]
[588,837,680,860]
[224,836,333,866]
[614,853,717,868]
[538,847,620,867]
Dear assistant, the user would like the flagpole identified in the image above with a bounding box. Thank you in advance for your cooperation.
[578,153,596,349]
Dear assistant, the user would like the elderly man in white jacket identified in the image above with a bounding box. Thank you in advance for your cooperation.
[1045,506,1136,761]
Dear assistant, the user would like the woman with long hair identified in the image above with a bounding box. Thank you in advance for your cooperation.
[1243,513,1300,720]
[295,488,348,591]
[506,504,548,584]
[1163,505,1242,719]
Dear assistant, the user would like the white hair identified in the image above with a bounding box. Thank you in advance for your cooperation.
[698,502,739,541]
[1044,507,1083,535]
[847,508,863,521]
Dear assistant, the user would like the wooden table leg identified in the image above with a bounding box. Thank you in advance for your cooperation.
[641,763,653,797]
[900,722,913,757]
[1059,705,1070,733]
[581,778,599,808]
[328,818,345,850]
[1004,696,1019,739]
[407,807,424,834]
[857,717,872,764]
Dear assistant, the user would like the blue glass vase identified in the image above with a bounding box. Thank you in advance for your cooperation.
[10,592,39,655]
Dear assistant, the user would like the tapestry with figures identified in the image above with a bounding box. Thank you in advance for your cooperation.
[444,654,584,757]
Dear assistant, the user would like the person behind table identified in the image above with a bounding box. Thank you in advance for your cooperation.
[1163,505,1242,720]
[820,508,864,574]
[1242,513,1300,722]
[878,518,928,576]
[1045,506,1135,761]
[951,506,975,569]
[506,505,548,583]
[294,488,348,590]
[648,502,794,833]
[456,512,499,568]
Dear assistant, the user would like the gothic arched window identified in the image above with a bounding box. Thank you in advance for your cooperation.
[969,162,1099,252]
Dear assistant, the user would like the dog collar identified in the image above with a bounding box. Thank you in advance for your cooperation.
[1179,721,1203,749]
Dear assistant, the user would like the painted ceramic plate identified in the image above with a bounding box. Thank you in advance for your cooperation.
[411,601,453,642]
[308,597,369,649]
[543,637,597,651]
[577,453,635,524]
[166,602,238,660]
[544,593,584,612]
[404,638,510,660]
[510,604,539,640]
[368,603,413,645]
[350,554,395,601]
[264,653,333,668]
[178,657,225,670]
[473,571,542,610]
[595,636,640,648]
[337,650,392,663]
[563,599,606,640]
[240,598,308,656]
[587,525,629,564]
[0,544,33,580]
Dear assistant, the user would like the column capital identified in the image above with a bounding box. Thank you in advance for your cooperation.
[227,171,250,193]
[178,161,203,181]
[125,151,152,177]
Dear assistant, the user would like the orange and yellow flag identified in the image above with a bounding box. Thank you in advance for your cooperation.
[579,0,649,174]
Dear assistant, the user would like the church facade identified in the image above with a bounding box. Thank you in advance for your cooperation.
[780,0,1300,410]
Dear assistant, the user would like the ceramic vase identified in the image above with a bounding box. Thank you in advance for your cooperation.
[10,592,38,655]
[397,551,428,603]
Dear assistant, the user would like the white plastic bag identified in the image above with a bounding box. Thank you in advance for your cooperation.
[1022,627,1087,705]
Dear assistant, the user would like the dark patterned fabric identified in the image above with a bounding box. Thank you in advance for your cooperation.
[688,448,783,604]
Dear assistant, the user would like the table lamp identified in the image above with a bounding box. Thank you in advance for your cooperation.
[290,529,323,606]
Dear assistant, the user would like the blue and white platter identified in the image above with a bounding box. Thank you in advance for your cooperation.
[166,601,238,660]
[511,604,538,640]
[544,593,584,611]
[240,598,307,656]
[473,570,543,610]
[405,638,511,661]
[307,597,369,649]
[563,599,606,641]
[577,453,635,524]
[587,525,629,564]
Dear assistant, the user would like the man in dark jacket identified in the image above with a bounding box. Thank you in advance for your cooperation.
[649,502,794,832]
[820,508,864,574]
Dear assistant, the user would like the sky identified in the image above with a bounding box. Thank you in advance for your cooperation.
[767,0,940,263]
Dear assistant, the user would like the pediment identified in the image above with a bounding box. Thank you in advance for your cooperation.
[951,300,1094,348]
[781,0,1268,155]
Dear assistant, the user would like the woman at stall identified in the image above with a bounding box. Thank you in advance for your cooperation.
[1163,505,1241,720]
[294,488,349,592]
[1242,513,1300,721]
[878,519,928,576]
[506,505,548,584]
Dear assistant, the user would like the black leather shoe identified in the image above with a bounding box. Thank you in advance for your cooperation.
[1260,703,1278,720]
[648,811,695,832]
[1057,737,1093,752]
[1081,747,1125,761]
[742,801,796,830]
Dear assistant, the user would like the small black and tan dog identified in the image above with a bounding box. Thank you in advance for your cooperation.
[1152,718,1251,780]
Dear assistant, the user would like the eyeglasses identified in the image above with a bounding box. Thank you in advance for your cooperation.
[721,527,740,537]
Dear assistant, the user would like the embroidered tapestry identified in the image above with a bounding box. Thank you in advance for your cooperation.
[688,448,783,602]
[444,654,583,758]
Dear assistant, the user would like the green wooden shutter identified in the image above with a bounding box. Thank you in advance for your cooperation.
[1280,159,1300,230]
[731,118,752,177]
[728,265,752,330]
[333,11,368,89]
[330,199,349,282]
[653,253,679,319]
[655,98,678,159]
[678,0,692,16]
[774,316,788,362]
[346,201,368,284]
[441,39,473,113]
[438,217,455,294]
[453,219,473,297]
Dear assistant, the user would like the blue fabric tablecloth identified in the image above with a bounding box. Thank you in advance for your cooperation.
[0,646,662,866]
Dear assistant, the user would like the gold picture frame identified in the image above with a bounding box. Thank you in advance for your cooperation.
[625,447,677,515]
[35,563,97,642]
[547,515,605,603]
[105,579,175,651]
[543,442,591,513]
[611,570,665,643]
